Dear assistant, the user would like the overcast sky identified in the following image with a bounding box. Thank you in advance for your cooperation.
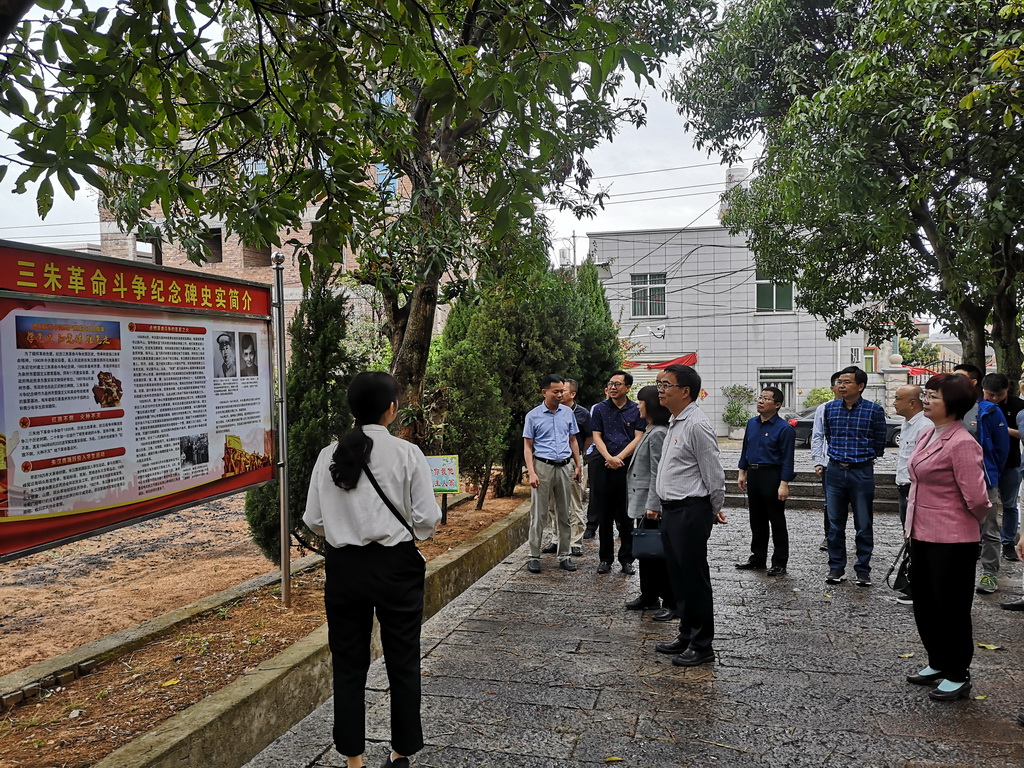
[0,77,754,256]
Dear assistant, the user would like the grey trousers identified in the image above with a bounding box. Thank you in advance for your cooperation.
[546,462,585,548]
[979,484,1003,576]
[529,460,573,560]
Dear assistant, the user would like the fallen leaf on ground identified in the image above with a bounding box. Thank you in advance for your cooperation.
[161,678,180,687]
[898,653,915,658]
[976,643,1002,650]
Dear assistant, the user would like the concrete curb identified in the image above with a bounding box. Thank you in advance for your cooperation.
[0,553,324,708]
[0,492,476,709]
[93,498,531,768]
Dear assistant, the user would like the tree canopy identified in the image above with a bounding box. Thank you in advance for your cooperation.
[672,0,1024,377]
[2,0,716,440]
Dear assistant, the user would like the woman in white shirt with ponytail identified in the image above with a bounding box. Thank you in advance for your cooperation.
[304,372,441,768]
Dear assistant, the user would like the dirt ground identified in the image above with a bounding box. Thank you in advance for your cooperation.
[0,488,527,768]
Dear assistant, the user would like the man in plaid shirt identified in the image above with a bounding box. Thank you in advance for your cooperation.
[822,366,887,586]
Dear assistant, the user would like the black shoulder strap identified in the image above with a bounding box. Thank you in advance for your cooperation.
[362,462,415,537]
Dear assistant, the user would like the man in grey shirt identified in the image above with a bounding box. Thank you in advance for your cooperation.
[892,384,930,604]
[652,364,727,667]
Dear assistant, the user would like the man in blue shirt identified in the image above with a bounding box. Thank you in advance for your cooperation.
[523,374,582,573]
[590,370,645,574]
[736,387,796,576]
[822,366,887,586]
[953,364,1010,594]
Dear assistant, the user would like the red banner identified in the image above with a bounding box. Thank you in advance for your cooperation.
[646,353,698,369]
[0,244,271,317]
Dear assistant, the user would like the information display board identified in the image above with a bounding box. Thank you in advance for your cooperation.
[425,455,460,493]
[0,241,275,561]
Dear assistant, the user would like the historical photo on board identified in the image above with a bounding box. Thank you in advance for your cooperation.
[214,331,237,378]
[239,333,258,377]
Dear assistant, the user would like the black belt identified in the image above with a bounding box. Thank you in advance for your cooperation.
[662,495,710,508]
[747,464,780,470]
[896,483,911,489]
[535,456,571,467]
[833,460,874,470]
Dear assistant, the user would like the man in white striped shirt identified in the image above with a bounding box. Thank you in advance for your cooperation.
[652,364,727,667]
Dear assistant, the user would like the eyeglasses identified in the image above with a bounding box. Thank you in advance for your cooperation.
[606,381,627,388]
[655,382,685,391]
[756,397,777,403]
[920,392,942,402]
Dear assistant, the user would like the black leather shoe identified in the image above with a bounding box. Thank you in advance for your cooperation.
[655,636,688,654]
[1003,543,1020,562]
[906,668,944,685]
[625,596,659,610]
[928,679,972,701]
[559,558,577,571]
[671,647,715,667]
[527,558,541,574]
[767,565,787,576]
[381,755,410,768]
[620,561,636,575]
[541,543,557,554]
[735,559,766,570]
[652,608,678,622]
[1000,597,1024,611]
[571,546,583,557]
[596,561,611,574]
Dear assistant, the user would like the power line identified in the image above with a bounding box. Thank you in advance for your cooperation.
[606,181,729,197]
[593,160,752,181]
[600,189,728,206]
[0,220,102,231]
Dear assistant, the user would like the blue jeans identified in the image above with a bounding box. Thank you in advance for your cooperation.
[998,465,1021,544]
[825,463,875,574]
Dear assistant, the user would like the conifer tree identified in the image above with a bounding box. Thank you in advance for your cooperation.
[245,262,361,562]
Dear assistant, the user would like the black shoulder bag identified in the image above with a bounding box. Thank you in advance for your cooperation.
[886,540,910,592]
[362,462,416,538]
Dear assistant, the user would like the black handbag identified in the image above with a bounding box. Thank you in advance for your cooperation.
[631,527,664,560]
[886,541,910,592]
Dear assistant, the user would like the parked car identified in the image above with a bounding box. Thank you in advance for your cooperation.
[786,404,902,447]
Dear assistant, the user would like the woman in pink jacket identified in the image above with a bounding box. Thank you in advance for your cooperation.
[905,373,991,701]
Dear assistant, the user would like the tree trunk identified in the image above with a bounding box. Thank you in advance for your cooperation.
[391,277,440,443]
[955,299,990,373]
[498,439,523,497]
[476,465,491,510]
[991,264,1023,382]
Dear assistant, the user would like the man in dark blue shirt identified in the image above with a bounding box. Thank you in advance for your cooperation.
[822,366,887,586]
[736,387,796,576]
[590,370,645,574]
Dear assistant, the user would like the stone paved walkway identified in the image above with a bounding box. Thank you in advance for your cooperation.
[247,507,1024,768]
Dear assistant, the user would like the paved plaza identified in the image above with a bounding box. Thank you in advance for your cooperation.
[248,504,1024,768]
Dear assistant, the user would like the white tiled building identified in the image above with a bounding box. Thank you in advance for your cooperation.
[591,225,876,435]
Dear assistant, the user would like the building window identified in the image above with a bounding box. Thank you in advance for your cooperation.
[203,229,223,263]
[631,273,666,317]
[863,347,878,373]
[243,241,272,268]
[758,367,794,410]
[755,270,793,312]
[376,163,399,197]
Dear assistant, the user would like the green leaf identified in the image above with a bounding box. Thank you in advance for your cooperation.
[420,77,456,103]
[36,177,54,218]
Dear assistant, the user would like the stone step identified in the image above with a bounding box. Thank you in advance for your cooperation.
[724,468,897,485]
[724,493,901,514]
[724,480,901,501]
